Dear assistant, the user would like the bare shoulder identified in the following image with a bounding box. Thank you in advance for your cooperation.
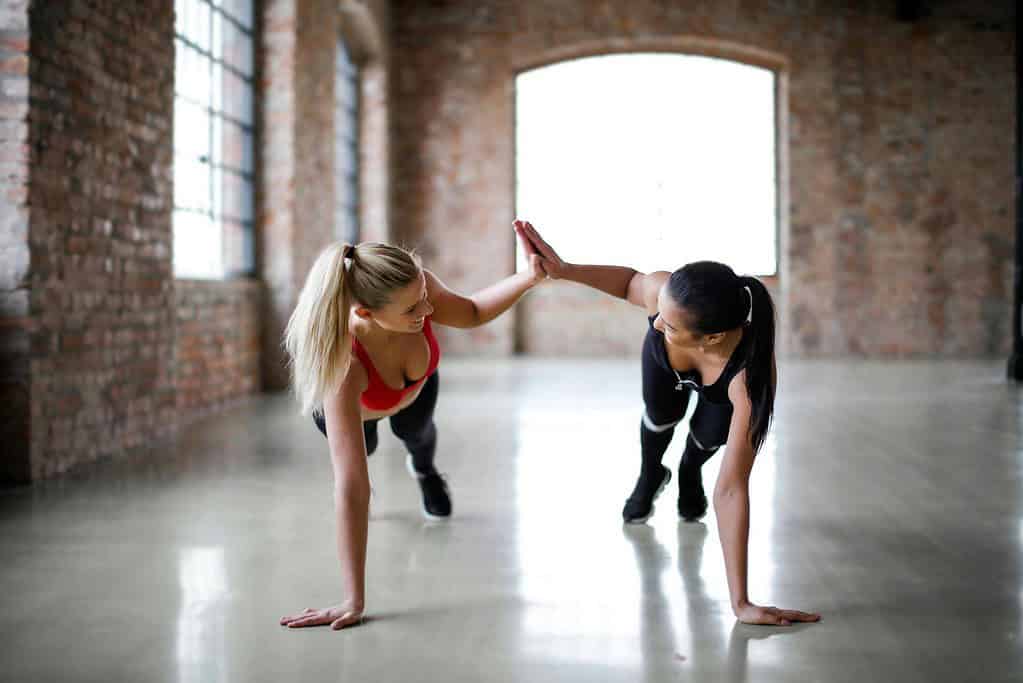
[727,368,751,410]
[645,270,670,290]
[423,268,453,297]
[318,352,369,448]
[326,353,368,406]
[421,268,479,329]
[626,270,671,316]
[423,268,442,291]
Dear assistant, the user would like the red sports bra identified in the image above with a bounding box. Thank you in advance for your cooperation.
[352,316,442,411]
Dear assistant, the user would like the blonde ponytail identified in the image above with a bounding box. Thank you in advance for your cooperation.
[284,241,422,415]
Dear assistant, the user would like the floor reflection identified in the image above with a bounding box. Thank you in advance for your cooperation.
[2,359,1019,682]
[512,377,790,676]
[177,546,230,683]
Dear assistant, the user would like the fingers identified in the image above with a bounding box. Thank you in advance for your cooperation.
[759,607,820,626]
[529,253,548,279]
[286,613,331,628]
[780,609,821,622]
[281,608,333,628]
[522,221,545,250]
[279,607,317,626]
[513,221,539,256]
[516,220,552,259]
[282,605,368,630]
[524,222,551,254]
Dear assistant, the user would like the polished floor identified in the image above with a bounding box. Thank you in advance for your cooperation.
[2,359,1022,682]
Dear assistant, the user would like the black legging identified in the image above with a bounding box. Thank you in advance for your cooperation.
[640,329,732,474]
[312,371,440,474]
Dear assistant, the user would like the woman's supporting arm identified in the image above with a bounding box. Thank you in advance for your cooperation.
[280,360,370,631]
[717,371,820,626]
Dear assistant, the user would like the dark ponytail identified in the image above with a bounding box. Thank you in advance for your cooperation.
[666,263,777,454]
[737,275,776,455]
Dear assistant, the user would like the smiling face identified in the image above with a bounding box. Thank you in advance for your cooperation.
[357,270,434,333]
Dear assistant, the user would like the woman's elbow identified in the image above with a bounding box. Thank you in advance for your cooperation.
[333,478,370,507]
[712,480,748,509]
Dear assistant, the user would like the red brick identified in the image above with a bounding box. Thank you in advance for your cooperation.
[391,0,1014,359]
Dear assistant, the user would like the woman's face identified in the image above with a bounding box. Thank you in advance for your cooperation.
[653,285,703,349]
[363,271,434,334]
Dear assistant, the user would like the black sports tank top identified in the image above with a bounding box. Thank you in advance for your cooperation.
[646,315,749,405]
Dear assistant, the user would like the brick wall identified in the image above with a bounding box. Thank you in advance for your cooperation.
[259,0,298,391]
[259,0,338,391]
[175,279,262,417]
[294,0,339,278]
[391,0,1016,358]
[356,0,391,244]
[260,0,391,389]
[1,1,270,484]
[23,0,176,481]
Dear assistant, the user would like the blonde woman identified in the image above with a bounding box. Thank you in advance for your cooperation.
[279,225,546,630]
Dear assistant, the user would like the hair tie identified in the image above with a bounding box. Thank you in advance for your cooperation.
[343,244,355,261]
[743,285,753,324]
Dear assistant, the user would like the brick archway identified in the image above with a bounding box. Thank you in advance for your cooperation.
[512,37,791,353]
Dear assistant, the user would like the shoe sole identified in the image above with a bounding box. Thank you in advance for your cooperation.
[679,509,707,522]
[405,454,451,521]
[678,496,708,522]
[623,468,672,524]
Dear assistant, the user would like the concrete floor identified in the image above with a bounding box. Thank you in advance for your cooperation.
[2,358,1022,682]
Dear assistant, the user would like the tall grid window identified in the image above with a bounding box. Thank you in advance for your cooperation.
[335,38,359,245]
[174,0,256,279]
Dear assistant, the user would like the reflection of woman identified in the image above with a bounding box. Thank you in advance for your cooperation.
[518,221,819,626]
[280,232,547,630]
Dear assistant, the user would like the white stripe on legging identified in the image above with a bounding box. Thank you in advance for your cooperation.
[642,411,682,433]
[690,432,721,452]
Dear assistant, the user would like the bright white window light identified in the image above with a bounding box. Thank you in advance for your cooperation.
[516,53,777,276]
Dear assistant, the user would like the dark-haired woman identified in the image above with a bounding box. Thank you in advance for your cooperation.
[516,221,820,627]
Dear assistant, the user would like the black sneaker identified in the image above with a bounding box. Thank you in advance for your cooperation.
[622,465,672,524]
[677,463,708,522]
[405,455,452,520]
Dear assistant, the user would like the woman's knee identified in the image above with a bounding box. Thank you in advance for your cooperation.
[364,421,379,455]
[391,418,436,449]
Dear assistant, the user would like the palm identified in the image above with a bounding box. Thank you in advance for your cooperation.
[527,253,546,282]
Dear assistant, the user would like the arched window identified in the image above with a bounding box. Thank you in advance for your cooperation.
[173,0,256,279]
[516,54,777,276]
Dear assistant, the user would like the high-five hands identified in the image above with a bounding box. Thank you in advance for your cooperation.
[514,219,567,281]
[513,220,549,285]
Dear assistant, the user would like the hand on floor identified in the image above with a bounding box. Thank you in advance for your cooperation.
[734,601,820,626]
[280,600,364,630]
